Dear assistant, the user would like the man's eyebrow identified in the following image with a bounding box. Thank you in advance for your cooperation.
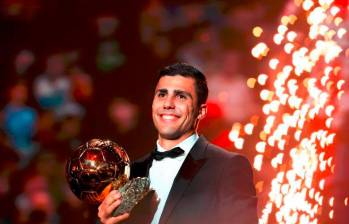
[174,89,193,99]
[156,88,168,93]
[155,88,193,99]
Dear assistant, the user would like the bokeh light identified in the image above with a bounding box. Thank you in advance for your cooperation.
[229,0,348,223]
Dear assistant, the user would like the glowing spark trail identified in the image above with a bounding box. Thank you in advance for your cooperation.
[230,0,348,223]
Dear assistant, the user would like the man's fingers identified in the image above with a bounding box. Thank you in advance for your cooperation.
[105,199,122,215]
[105,190,121,206]
[105,213,130,224]
[98,190,127,224]
[99,190,121,211]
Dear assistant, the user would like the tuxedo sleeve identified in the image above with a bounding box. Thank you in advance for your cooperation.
[217,154,258,224]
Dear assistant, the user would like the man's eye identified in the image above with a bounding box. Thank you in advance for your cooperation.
[177,94,186,99]
[157,93,165,97]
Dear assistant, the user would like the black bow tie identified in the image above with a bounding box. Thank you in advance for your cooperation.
[151,147,184,161]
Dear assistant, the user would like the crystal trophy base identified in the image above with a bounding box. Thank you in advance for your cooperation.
[112,177,151,216]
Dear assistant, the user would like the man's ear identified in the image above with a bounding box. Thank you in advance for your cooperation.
[197,104,207,120]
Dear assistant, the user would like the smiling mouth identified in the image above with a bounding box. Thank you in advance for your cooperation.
[160,114,179,121]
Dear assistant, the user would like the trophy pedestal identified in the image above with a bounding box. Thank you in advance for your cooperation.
[113,177,151,216]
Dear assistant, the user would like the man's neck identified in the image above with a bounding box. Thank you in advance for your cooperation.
[158,132,196,150]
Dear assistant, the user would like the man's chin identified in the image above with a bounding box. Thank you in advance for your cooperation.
[159,130,195,141]
[159,132,181,140]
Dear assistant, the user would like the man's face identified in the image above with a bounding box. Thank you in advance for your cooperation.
[152,75,204,141]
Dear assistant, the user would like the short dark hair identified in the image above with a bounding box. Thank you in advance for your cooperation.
[157,62,208,107]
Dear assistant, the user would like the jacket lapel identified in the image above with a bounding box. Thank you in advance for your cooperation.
[159,136,208,224]
[131,153,153,178]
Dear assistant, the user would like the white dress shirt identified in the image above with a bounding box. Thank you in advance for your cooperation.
[149,134,199,224]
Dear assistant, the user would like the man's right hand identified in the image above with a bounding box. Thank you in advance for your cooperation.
[98,190,130,224]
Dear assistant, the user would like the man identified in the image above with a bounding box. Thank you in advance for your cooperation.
[98,63,257,224]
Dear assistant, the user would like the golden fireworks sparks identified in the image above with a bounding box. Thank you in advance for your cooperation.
[229,0,348,223]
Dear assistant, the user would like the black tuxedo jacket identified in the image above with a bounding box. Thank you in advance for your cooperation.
[127,136,258,224]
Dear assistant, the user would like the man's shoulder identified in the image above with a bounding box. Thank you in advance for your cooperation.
[206,142,247,161]
[197,136,236,156]
[199,136,248,161]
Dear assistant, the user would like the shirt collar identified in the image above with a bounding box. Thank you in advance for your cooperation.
[156,133,199,157]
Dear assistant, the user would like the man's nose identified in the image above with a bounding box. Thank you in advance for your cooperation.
[163,96,175,109]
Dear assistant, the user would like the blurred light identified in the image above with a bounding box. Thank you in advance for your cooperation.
[260,89,273,101]
[247,78,257,88]
[303,0,314,11]
[334,17,343,26]
[329,210,334,219]
[325,30,337,40]
[337,80,345,89]
[281,16,290,25]
[270,100,280,112]
[325,118,333,128]
[256,141,267,153]
[330,6,340,16]
[278,25,288,35]
[319,0,334,7]
[254,154,263,171]
[329,197,334,207]
[325,105,335,116]
[244,123,255,135]
[252,42,269,58]
[234,138,244,150]
[337,90,344,100]
[237,0,346,222]
[228,123,241,142]
[284,43,295,54]
[269,58,279,70]
[319,25,329,36]
[274,34,284,45]
[287,31,297,42]
[263,104,271,115]
[259,131,268,141]
[289,15,298,24]
[337,28,347,39]
[308,7,327,25]
[319,179,325,190]
[258,74,268,85]
[253,26,264,37]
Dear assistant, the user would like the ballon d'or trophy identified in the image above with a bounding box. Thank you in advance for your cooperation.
[65,139,150,216]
